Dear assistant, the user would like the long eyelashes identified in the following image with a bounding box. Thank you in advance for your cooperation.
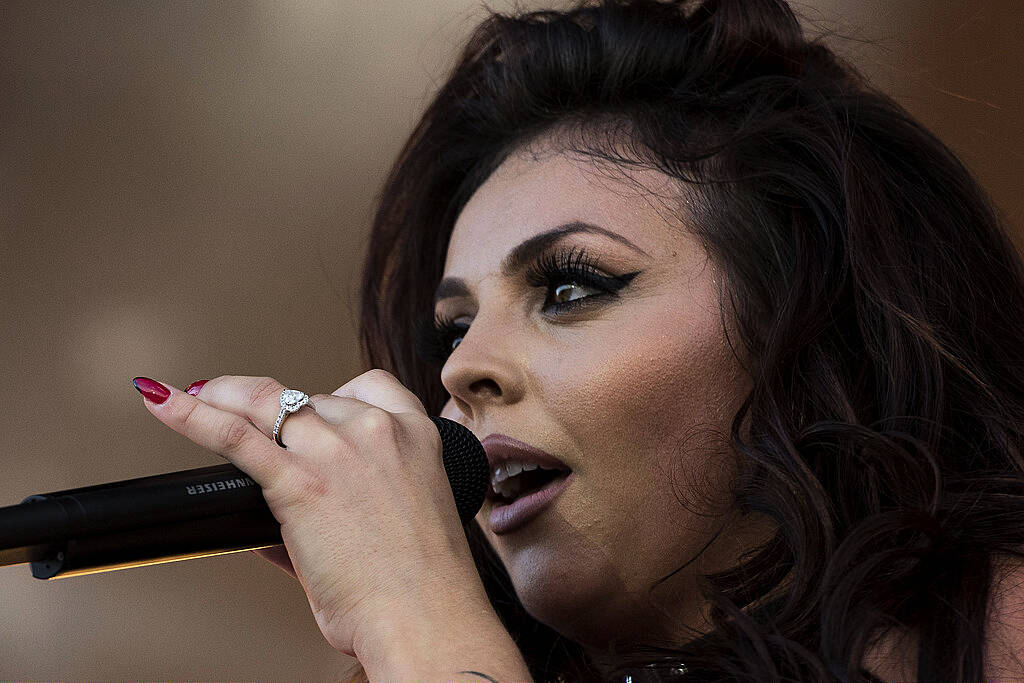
[412,312,468,367]
[413,246,640,366]
[524,245,639,314]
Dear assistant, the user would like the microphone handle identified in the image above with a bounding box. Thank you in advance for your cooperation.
[0,463,280,579]
[0,416,488,579]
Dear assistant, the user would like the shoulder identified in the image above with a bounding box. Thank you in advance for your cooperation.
[863,553,1024,682]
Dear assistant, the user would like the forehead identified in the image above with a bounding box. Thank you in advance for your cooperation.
[443,147,693,275]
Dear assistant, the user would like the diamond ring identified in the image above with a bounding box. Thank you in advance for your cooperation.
[274,388,311,449]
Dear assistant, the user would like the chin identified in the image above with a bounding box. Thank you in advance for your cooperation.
[492,532,645,649]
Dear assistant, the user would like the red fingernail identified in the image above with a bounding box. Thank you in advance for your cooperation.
[186,380,208,397]
[133,377,170,404]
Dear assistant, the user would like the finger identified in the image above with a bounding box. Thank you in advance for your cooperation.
[133,377,286,488]
[192,374,414,442]
[193,375,327,453]
[330,368,426,415]
[251,546,296,578]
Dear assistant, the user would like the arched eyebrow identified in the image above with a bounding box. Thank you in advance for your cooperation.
[433,220,647,304]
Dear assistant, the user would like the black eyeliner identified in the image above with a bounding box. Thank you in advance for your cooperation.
[419,245,643,363]
[524,245,641,314]
[412,311,468,366]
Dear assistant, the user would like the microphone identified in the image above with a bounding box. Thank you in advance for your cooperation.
[0,416,487,580]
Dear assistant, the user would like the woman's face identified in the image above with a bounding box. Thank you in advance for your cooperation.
[436,144,761,649]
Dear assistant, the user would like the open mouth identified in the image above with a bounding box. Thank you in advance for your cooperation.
[488,465,572,506]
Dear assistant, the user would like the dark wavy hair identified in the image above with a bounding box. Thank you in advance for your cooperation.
[358,0,1024,680]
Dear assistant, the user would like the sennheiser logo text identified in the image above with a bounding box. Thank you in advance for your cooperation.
[186,477,256,495]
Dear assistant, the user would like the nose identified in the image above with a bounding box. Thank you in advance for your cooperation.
[440,311,525,421]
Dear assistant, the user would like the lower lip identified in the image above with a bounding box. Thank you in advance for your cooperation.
[488,472,574,535]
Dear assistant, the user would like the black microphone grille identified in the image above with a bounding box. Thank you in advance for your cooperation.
[430,416,488,525]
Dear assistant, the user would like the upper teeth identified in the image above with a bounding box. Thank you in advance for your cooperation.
[491,461,548,500]
[492,461,539,484]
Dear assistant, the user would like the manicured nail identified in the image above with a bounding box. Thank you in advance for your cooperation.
[186,380,208,397]
[133,377,170,404]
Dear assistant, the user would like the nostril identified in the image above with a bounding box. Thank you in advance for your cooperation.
[468,378,502,397]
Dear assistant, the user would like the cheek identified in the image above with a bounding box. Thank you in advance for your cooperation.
[548,310,749,473]
[539,305,752,550]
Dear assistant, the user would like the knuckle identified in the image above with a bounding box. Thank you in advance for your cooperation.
[354,407,399,441]
[247,376,281,410]
[202,375,234,396]
[272,463,330,508]
[178,398,203,433]
[218,418,251,454]
[361,368,394,383]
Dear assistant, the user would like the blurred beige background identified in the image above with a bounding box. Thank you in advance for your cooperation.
[1,1,1021,679]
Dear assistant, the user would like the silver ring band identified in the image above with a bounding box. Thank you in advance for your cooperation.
[274,389,311,449]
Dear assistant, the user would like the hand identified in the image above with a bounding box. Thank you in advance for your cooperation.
[132,370,485,658]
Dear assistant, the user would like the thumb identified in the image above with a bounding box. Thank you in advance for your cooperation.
[251,545,297,579]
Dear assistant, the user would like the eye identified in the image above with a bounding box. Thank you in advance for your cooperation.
[413,247,642,366]
[525,246,639,314]
[552,282,601,305]
[412,312,469,366]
